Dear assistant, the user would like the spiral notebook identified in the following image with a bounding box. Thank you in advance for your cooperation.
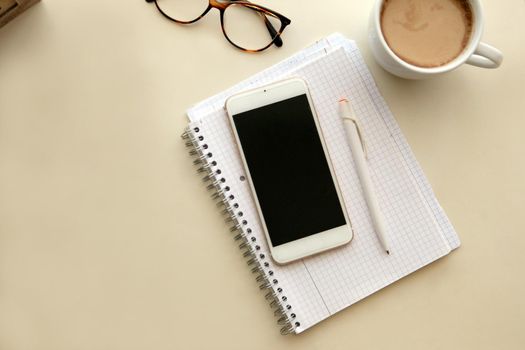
[182,34,460,335]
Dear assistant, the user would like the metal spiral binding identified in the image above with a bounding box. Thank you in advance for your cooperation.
[182,126,297,335]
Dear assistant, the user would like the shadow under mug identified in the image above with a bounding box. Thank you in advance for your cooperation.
[368,0,503,79]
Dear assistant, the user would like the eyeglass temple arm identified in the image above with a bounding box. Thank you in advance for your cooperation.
[237,0,283,47]
[259,12,283,47]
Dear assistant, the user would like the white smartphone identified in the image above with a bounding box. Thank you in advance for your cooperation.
[225,78,353,264]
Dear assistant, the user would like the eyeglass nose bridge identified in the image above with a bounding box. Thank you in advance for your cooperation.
[209,0,230,11]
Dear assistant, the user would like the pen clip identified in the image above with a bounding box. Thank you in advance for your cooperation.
[342,115,368,159]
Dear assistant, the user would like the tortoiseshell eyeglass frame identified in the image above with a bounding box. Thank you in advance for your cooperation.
[146,0,291,52]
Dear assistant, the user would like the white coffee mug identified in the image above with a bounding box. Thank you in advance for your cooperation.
[368,0,503,79]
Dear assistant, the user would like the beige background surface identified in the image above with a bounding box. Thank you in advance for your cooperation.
[1,0,524,349]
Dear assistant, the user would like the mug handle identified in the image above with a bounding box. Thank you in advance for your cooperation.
[466,42,503,69]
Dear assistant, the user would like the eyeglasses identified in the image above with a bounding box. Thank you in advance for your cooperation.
[146,0,291,52]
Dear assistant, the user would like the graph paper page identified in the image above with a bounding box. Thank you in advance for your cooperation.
[186,47,455,333]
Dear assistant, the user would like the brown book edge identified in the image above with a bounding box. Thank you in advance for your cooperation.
[0,0,40,29]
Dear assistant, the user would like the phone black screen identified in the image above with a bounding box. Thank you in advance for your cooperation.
[233,94,346,247]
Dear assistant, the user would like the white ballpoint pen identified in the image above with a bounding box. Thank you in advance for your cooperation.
[339,98,391,254]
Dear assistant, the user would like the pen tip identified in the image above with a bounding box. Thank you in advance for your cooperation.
[386,250,390,255]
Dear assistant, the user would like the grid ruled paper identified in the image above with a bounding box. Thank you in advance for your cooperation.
[186,39,460,334]
[326,35,460,251]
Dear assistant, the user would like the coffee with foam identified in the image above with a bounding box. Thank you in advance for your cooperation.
[381,0,473,68]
